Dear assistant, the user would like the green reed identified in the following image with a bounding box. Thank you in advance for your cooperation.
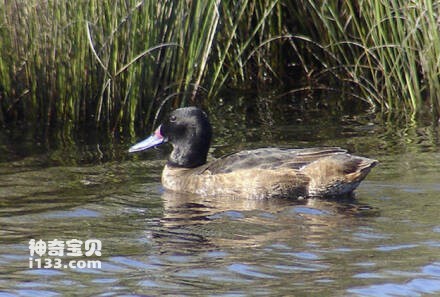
[0,0,283,131]
[285,0,440,118]
[0,0,439,132]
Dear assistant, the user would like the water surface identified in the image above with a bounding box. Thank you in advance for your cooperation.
[1,107,440,296]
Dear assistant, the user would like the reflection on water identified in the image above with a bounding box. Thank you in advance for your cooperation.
[160,191,378,250]
[1,108,440,296]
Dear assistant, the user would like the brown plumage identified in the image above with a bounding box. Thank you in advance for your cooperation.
[129,107,378,199]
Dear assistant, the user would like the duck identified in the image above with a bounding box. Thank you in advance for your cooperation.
[129,106,378,199]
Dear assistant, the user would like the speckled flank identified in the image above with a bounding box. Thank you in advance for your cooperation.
[162,165,311,199]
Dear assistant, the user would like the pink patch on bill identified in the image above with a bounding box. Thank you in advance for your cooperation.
[154,126,163,139]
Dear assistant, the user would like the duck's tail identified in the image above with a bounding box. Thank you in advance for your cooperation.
[300,154,378,197]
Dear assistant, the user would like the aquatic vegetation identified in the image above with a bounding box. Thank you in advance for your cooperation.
[0,0,439,131]
[287,0,440,119]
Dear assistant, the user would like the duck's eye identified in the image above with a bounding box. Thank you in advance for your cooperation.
[169,115,177,122]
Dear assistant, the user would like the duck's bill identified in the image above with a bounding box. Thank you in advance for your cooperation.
[128,127,165,153]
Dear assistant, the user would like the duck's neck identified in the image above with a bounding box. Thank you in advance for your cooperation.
[168,138,210,168]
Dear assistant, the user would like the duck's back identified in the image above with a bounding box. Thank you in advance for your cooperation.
[199,147,348,173]
[162,147,377,199]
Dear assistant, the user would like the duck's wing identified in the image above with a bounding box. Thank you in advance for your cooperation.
[199,147,347,174]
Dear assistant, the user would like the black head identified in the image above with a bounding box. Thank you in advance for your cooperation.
[129,107,212,168]
[161,107,212,167]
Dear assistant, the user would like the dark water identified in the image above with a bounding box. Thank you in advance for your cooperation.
[1,105,440,296]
